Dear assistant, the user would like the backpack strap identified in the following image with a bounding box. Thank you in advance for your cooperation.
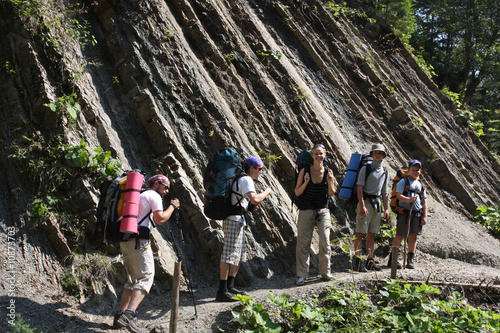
[404,178,425,197]
[230,173,246,215]
[303,165,329,182]
[364,164,372,183]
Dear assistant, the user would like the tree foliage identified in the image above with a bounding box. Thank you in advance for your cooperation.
[410,0,500,154]
[373,0,416,43]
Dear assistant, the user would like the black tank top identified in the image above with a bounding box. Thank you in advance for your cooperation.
[299,166,329,210]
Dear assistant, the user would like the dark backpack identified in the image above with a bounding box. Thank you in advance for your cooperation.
[94,169,148,244]
[339,153,387,203]
[389,167,424,214]
[203,148,246,220]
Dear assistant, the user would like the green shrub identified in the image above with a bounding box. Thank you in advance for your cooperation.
[230,280,500,332]
[474,206,500,237]
[7,313,46,333]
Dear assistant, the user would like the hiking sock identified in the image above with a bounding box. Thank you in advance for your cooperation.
[227,276,235,290]
[218,279,228,293]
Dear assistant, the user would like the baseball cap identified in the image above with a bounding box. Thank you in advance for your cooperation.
[148,174,170,188]
[243,156,263,171]
[408,160,422,169]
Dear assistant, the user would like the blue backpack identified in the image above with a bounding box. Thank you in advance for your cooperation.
[203,148,245,220]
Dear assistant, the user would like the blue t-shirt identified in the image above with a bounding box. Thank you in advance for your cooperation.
[396,178,427,212]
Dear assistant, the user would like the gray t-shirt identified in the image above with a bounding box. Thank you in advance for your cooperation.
[357,160,388,196]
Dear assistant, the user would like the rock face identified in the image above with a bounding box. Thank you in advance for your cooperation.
[1,0,499,292]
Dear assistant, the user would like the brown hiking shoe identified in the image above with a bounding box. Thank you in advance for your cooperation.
[116,309,140,333]
[353,257,367,272]
[366,258,382,271]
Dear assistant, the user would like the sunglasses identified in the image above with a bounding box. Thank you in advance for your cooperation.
[254,166,263,170]
[161,183,169,190]
[314,143,325,149]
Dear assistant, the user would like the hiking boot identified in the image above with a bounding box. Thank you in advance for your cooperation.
[366,258,382,271]
[228,287,249,296]
[116,309,140,333]
[387,252,402,269]
[113,311,123,329]
[406,252,415,269]
[296,277,305,286]
[320,273,334,281]
[353,257,367,272]
[216,290,237,302]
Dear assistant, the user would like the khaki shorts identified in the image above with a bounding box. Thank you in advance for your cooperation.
[355,199,381,234]
[120,239,154,293]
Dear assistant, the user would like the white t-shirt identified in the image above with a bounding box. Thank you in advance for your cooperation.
[228,175,255,223]
[137,189,163,231]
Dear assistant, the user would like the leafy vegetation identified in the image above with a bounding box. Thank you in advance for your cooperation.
[230,280,500,332]
[325,2,370,21]
[372,0,415,44]
[7,313,46,333]
[44,94,82,124]
[258,150,282,170]
[375,221,396,243]
[9,133,122,222]
[64,139,123,186]
[474,206,500,238]
[256,49,282,62]
[163,29,174,41]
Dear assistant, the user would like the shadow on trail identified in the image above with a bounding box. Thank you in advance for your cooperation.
[1,296,110,332]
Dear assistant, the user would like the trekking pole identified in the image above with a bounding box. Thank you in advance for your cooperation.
[173,207,198,319]
[403,200,416,269]
[166,200,198,319]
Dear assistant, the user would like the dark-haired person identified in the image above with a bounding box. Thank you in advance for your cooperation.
[294,144,336,286]
[114,175,180,332]
[353,144,389,272]
[388,160,427,269]
[216,156,273,302]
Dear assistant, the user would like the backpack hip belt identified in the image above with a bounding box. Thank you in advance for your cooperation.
[363,193,381,212]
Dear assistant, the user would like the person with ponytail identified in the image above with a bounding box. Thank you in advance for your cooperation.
[294,144,336,286]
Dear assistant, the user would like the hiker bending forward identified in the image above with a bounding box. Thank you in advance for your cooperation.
[294,144,336,286]
[354,144,389,272]
[114,174,180,331]
[388,160,428,269]
[216,156,272,302]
